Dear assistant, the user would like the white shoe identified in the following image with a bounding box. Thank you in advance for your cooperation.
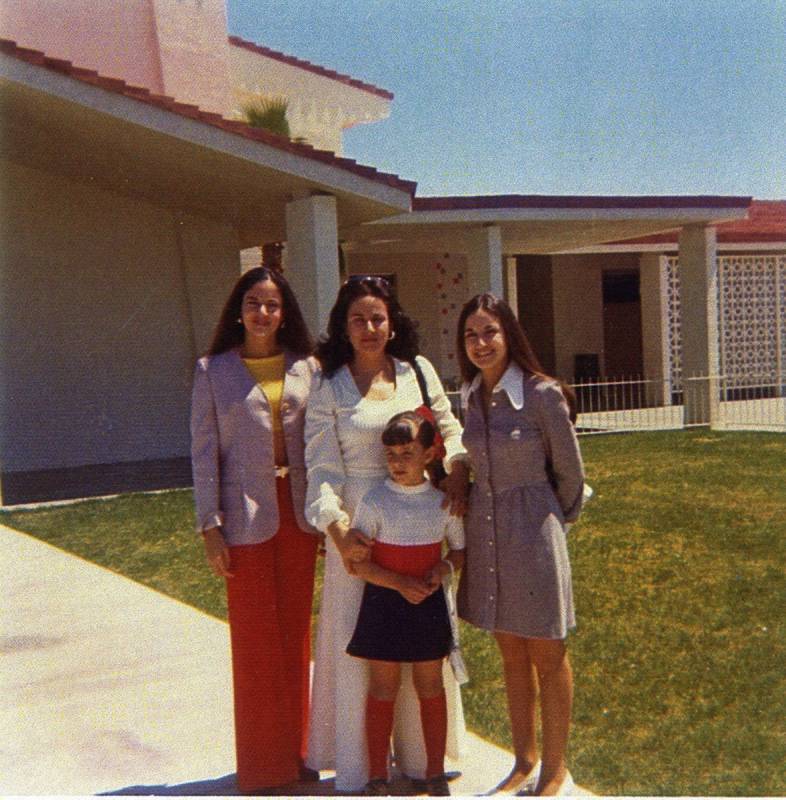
[516,760,542,795]
[483,760,541,795]
[554,770,574,796]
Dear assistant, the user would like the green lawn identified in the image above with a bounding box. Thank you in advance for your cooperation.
[2,429,784,795]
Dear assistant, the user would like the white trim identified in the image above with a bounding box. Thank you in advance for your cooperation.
[369,206,749,226]
[555,241,786,255]
[1,52,412,212]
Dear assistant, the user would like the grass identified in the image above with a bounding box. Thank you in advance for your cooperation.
[2,429,784,795]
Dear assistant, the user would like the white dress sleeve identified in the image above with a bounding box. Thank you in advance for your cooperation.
[304,370,351,533]
[350,493,381,540]
[444,514,465,551]
[416,355,467,469]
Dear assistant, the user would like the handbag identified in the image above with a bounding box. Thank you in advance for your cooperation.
[441,562,470,685]
[410,359,448,485]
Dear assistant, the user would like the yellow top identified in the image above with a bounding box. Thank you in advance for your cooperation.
[243,353,286,441]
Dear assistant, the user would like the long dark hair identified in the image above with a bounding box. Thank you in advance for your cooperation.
[207,267,313,356]
[315,276,419,376]
[456,293,576,422]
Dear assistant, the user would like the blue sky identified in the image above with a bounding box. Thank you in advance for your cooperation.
[228,0,785,199]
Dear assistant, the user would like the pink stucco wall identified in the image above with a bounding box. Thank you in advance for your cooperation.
[152,0,231,114]
[0,0,231,113]
[1,0,382,139]
[0,0,164,92]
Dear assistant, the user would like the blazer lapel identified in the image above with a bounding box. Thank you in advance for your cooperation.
[281,350,303,406]
[228,348,271,414]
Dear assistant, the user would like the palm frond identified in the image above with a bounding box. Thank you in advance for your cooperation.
[241,95,290,139]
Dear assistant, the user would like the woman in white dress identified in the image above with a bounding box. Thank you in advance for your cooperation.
[304,275,469,792]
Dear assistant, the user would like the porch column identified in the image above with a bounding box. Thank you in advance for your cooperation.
[465,225,504,299]
[639,254,671,406]
[678,224,719,426]
[285,194,340,337]
[505,256,519,316]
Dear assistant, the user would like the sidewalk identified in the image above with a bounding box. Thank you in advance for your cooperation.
[1,524,590,796]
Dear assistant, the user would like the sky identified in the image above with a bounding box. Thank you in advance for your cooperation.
[227,0,786,199]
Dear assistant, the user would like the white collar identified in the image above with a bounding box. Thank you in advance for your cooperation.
[384,477,431,494]
[463,362,525,410]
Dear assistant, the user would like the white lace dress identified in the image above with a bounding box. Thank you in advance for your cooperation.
[304,356,467,792]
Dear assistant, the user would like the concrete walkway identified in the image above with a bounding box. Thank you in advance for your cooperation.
[1,524,590,796]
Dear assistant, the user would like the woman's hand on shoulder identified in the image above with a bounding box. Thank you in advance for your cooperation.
[202,527,234,578]
[441,459,470,517]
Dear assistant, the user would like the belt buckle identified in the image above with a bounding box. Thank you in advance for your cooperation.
[274,465,290,478]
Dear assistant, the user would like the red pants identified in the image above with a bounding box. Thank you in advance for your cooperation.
[225,476,318,792]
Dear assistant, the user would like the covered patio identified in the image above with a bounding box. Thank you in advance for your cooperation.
[0,38,414,504]
[342,194,751,423]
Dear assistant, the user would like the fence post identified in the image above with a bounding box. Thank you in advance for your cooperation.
[709,374,722,430]
[776,257,784,398]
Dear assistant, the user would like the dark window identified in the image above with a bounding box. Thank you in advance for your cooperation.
[602,271,639,304]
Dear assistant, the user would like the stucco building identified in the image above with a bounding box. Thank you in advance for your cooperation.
[1,0,781,504]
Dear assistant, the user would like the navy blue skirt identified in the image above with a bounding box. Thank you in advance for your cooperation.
[347,582,452,662]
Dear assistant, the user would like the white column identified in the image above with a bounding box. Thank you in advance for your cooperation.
[639,254,671,406]
[505,256,519,316]
[678,224,719,426]
[465,225,504,299]
[285,194,340,337]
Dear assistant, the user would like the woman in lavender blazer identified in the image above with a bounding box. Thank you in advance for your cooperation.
[190,267,320,793]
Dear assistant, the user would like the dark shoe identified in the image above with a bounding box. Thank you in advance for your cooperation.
[364,778,390,796]
[425,774,451,796]
[298,764,321,782]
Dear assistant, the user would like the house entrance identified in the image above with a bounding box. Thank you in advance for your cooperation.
[602,269,643,379]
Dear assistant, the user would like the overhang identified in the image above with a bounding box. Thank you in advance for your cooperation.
[564,199,785,253]
[344,194,752,255]
[0,40,415,248]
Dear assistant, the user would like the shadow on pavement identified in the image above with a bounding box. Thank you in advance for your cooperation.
[100,774,239,796]
[101,774,343,797]
[101,771,461,796]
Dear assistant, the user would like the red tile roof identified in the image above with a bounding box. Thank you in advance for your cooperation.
[413,194,752,211]
[611,200,786,244]
[228,35,394,101]
[0,37,415,195]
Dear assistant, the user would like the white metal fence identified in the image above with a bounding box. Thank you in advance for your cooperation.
[446,374,786,435]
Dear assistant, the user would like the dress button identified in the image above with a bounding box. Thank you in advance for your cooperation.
[489,566,495,572]
[491,401,497,407]
[486,515,492,521]
[488,540,494,546]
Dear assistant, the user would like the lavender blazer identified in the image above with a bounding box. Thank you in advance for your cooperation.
[190,348,319,546]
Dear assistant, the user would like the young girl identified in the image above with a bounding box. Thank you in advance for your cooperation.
[346,411,466,796]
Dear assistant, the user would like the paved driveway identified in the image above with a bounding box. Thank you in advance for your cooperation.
[1,524,589,796]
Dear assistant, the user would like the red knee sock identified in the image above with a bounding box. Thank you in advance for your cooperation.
[366,695,395,781]
[419,691,447,778]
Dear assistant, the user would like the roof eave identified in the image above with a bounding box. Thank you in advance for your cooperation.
[0,42,415,213]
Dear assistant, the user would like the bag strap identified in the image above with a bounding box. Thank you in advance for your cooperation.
[411,357,432,409]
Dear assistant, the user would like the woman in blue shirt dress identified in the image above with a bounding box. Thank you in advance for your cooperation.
[456,294,584,796]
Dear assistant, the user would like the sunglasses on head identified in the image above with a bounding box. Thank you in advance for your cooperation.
[344,274,390,289]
